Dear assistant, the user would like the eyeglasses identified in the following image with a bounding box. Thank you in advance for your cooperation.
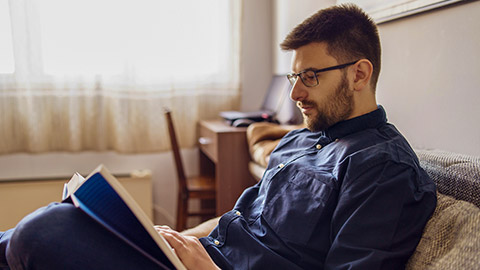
[286,60,359,87]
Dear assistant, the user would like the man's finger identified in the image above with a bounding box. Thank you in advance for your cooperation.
[156,226,184,238]
[154,225,171,231]
[160,231,188,252]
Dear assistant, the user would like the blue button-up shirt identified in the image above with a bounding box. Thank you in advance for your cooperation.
[200,106,437,270]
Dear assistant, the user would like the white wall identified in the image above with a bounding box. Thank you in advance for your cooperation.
[377,1,480,155]
[240,0,274,111]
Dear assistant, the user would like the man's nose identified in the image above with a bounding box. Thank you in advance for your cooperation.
[290,79,307,102]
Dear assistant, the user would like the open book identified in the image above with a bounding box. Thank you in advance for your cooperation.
[63,165,186,270]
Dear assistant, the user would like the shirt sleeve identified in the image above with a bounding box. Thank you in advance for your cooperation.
[324,160,436,270]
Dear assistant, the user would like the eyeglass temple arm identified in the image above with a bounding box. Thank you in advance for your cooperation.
[314,60,359,74]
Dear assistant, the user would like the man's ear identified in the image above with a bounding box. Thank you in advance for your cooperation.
[351,59,373,91]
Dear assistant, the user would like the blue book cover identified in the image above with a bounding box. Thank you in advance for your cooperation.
[64,165,186,270]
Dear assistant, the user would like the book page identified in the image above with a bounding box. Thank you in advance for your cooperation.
[62,172,86,200]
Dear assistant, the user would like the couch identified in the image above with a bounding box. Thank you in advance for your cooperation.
[246,122,480,270]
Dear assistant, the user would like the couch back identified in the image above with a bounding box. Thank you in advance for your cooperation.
[415,149,480,208]
[407,149,480,270]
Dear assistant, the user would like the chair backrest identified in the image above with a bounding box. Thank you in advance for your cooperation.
[164,109,187,192]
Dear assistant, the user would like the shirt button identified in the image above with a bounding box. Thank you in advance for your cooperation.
[235,211,241,216]
[316,144,322,150]
[214,240,220,245]
[278,163,285,168]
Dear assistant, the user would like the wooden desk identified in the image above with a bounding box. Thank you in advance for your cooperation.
[198,120,257,215]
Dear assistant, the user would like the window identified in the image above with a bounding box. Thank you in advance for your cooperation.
[0,0,241,154]
[37,0,234,86]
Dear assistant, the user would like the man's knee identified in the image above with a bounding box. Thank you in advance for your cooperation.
[6,203,79,268]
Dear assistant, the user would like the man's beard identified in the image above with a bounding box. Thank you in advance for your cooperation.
[299,73,354,132]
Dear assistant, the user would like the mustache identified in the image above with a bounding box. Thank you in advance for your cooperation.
[297,100,317,107]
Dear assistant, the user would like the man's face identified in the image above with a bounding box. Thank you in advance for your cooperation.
[290,42,354,132]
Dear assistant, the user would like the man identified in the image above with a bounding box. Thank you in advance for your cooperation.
[157,4,436,269]
[1,4,436,270]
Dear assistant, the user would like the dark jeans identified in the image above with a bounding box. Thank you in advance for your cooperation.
[0,203,160,270]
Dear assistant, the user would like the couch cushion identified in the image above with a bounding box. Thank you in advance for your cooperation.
[246,122,300,168]
[415,149,480,208]
[406,193,480,269]
[407,150,480,269]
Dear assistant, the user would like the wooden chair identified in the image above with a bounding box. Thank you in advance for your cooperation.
[164,109,216,231]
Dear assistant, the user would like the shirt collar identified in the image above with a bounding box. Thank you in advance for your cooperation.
[323,105,387,141]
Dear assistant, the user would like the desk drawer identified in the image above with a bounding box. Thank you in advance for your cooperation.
[199,123,218,162]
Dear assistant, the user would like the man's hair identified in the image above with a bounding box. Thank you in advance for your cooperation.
[280,4,381,90]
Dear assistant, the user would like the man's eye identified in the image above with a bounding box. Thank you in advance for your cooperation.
[302,72,316,82]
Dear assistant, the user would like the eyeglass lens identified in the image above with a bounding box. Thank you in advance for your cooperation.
[287,70,318,87]
[299,70,317,87]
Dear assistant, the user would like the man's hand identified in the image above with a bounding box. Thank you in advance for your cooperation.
[155,226,220,270]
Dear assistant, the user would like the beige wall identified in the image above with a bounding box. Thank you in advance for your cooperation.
[240,0,274,111]
[377,1,480,155]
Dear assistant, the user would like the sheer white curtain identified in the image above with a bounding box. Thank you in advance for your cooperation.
[0,0,241,154]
